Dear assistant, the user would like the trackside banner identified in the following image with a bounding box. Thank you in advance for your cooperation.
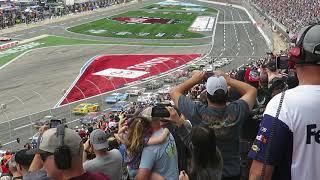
[60,54,200,105]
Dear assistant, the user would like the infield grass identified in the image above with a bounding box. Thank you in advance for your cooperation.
[68,10,211,39]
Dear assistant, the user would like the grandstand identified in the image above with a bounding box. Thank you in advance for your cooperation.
[0,0,319,179]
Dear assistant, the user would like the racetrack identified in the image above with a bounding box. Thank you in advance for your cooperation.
[0,0,269,149]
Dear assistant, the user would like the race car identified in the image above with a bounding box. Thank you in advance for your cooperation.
[125,86,146,96]
[72,103,100,115]
[137,92,159,103]
[145,80,163,90]
[157,85,172,94]
[105,93,129,103]
[79,112,106,126]
[0,37,11,42]
[110,101,131,112]
[164,75,175,83]
[187,64,201,72]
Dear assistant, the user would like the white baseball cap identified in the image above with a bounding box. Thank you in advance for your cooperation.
[206,76,228,96]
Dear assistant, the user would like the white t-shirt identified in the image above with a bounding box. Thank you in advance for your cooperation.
[248,85,320,180]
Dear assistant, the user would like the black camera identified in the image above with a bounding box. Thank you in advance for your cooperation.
[152,104,171,118]
[49,119,65,128]
[276,56,289,69]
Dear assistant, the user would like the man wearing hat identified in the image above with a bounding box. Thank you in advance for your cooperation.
[37,126,110,180]
[170,70,257,180]
[135,107,179,180]
[83,129,122,180]
[249,25,320,180]
[14,149,35,177]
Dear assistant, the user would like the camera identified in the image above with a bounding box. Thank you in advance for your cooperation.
[276,56,289,69]
[49,119,65,128]
[152,104,171,118]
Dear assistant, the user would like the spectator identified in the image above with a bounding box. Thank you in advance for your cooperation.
[264,60,282,83]
[37,125,110,180]
[83,129,122,180]
[115,116,170,179]
[248,25,320,180]
[135,107,179,180]
[166,106,223,180]
[170,70,257,180]
[14,149,35,178]
[252,0,320,34]
[8,158,22,180]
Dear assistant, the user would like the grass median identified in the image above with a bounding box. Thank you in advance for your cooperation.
[67,10,211,39]
[0,35,208,68]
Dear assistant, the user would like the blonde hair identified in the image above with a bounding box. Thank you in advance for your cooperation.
[125,117,150,156]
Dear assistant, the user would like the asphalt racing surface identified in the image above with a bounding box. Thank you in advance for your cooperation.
[0,0,269,148]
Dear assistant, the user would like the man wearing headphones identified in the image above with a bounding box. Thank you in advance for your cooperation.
[37,125,110,180]
[248,25,320,180]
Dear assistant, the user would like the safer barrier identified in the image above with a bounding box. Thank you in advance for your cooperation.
[0,41,19,50]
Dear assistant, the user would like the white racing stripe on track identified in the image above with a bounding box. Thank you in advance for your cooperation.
[217,21,251,24]
[230,8,240,56]
[236,9,255,56]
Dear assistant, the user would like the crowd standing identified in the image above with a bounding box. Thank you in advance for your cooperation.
[251,0,320,34]
[0,25,319,180]
[0,0,119,29]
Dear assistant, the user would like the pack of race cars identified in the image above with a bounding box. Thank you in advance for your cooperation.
[32,57,233,131]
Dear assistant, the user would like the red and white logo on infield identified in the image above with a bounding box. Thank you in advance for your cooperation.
[93,68,149,79]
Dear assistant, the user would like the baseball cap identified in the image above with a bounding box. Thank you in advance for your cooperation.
[39,128,82,155]
[14,149,35,166]
[300,25,320,56]
[244,68,260,82]
[108,121,117,129]
[89,129,109,150]
[139,107,153,122]
[206,76,228,96]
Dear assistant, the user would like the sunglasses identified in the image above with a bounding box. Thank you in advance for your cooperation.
[40,152,53,162]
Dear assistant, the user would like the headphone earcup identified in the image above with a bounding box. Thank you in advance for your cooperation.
[54,145,72,170]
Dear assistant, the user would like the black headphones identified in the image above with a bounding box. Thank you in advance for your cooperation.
[54,125,72,170]
[289,24,320,64]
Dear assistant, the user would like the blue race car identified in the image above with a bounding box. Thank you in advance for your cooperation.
[110,101,130,112]
[105,93,129,103]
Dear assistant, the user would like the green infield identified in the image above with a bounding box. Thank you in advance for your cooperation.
[0,35,207,68]
[68,10,214,39]
[143,4,217,13]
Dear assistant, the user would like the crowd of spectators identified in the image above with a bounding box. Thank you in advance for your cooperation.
[0,0,119,29]
[0,25,319,180]
[251,0,320,34]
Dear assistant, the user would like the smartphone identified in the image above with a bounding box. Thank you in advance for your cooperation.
[276,56,289,69]
[152,106,170,118]
[49,119,62,128]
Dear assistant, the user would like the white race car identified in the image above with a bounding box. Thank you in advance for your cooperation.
[125,86,146,96]
[137,92,159,103]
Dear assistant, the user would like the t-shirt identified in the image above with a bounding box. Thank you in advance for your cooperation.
[178,95,249,177]
[248,85,320,180]
[139,128,179,180]
[83,149,122,180]
[69,171,110,180]
[23,169,49,180]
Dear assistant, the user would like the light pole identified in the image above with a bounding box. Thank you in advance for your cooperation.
[32,90,53,116]
[85,79,104,108]
[12,96,34,142]
[0,104,13,149]
[74,85,88,104]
